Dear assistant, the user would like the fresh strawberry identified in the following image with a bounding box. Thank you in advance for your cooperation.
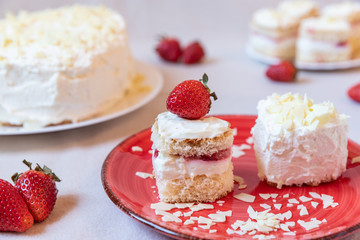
[155,37,182,62]
[0,179,34,232]
[265,61,297,82]
[348,82,360,103]
[166,73,217,119]
[182,41,205,64]
[12,160,60,222]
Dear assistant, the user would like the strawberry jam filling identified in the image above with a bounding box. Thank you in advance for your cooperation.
[153,148,231,161]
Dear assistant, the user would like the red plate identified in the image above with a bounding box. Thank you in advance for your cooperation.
[101,115,360,239]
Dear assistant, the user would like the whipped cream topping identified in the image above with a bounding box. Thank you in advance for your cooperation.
[252,8,299,30]
[156,112,230,139]
[252,93,348,188]
[278,0,317,20]
[152,151,232,180]
[257,93,348,135]
[322,1,360,20]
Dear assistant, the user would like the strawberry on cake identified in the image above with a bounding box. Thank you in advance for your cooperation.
[151,74,234,203]
[252,93,348,189]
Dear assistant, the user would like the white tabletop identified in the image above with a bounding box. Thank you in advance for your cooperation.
[1,0,359,239]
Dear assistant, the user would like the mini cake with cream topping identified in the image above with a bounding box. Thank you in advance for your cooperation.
[0,5,135,128]
[151,74,234,203]
[252,93,348,189]
[151,112,234,203]
[249,0,317,59]
[296,17,353,63]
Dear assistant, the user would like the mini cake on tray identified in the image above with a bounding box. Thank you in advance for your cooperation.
[151,74,234,203]
[249,0,317,60]
[0,5,135,128]
[296,17,353,63]
[252,93,348,189]
[321,1,360,58]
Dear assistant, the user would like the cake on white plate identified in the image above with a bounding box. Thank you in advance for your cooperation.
[321,1,360,59]
[151,112,234,203]
[0,5,136,128]
[296,17,353,63]
[252,93,348,189]
[249,0,317,60]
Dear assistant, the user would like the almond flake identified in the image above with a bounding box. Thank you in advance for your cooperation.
[157,211,182,223]
[259,193,271,200]
[297,218,322,230]
[270,194,278,198]
[175,203,193,209]
[274,204,282,210]
[216,210,232,217]
[234,193,256,202]
[232,146,246,158]
[233,128,238,136]
[322,218,327,223]
[184,219,194,225]
[311,201,319,208]
[285,221,295,227]
[198,225,211,230]
[283,232,296,236]
[288,198,299,204]
[148,149,153,154]
[208,213,226,223]
[183,211,193,217]
[234,175,245,184]
[198,216,213,225]
[209,229,217,234]
[352,156,360,164]
[193,227,198,230]
[331,202,339,208]
[309,192,321,199]
[198,203,214,209]
[299,196,312,202]
[283,194,289,198]
[260,203,271,209]
[190,217,199,221]
[239,184,247,189]
[299,206,309,216]
[216,200,225,204]
[131,146,143,152]
[151,202,175,211]
[282,210,292,220]
[297,204,305,210]
[280,224,290,232]
[135,172,154,179]
[248,230,257,235]
[246,136,254,144]
[226,228,235,234]
[286,204,293,207]
[239,144,252,150]
[173,211,182,217]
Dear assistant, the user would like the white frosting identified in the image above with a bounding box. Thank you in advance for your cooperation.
[0,5,135,128]
[250,32,296,50]
[156,112,230,139]
[278,0,317,19]
[252,93,348,188]
[152,151,232,180]
[252,8,299,30]
[322,1,360,19]
[300,17,351,33]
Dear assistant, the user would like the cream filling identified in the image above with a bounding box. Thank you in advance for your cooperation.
[152,151,232,181]
[155,112,230,139]
[250,33,296,51]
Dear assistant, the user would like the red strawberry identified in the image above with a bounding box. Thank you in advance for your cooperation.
[0,179,34,232]
[166,73,217,119]
[348,82,360,103]
[156,37,182,62]
[12,160,60,222]
[182,41,205,64]
[266,61,297,82]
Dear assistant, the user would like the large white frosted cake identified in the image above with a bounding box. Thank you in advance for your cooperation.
[0,5,135,128]
[252,93,348,189]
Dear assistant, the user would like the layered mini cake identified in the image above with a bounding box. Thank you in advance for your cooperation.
[252,93,348,189]
[321,1,360,58]
[296,17,352,63]
[151,112,234,203]
[249,0,317,59]
[0,5,135,128]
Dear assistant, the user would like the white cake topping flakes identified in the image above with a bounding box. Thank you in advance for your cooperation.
[299,196,312,202]
[131,146,143,152]
[234,193,256,203]
[135,172,154,179]
[232,146,246,158]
